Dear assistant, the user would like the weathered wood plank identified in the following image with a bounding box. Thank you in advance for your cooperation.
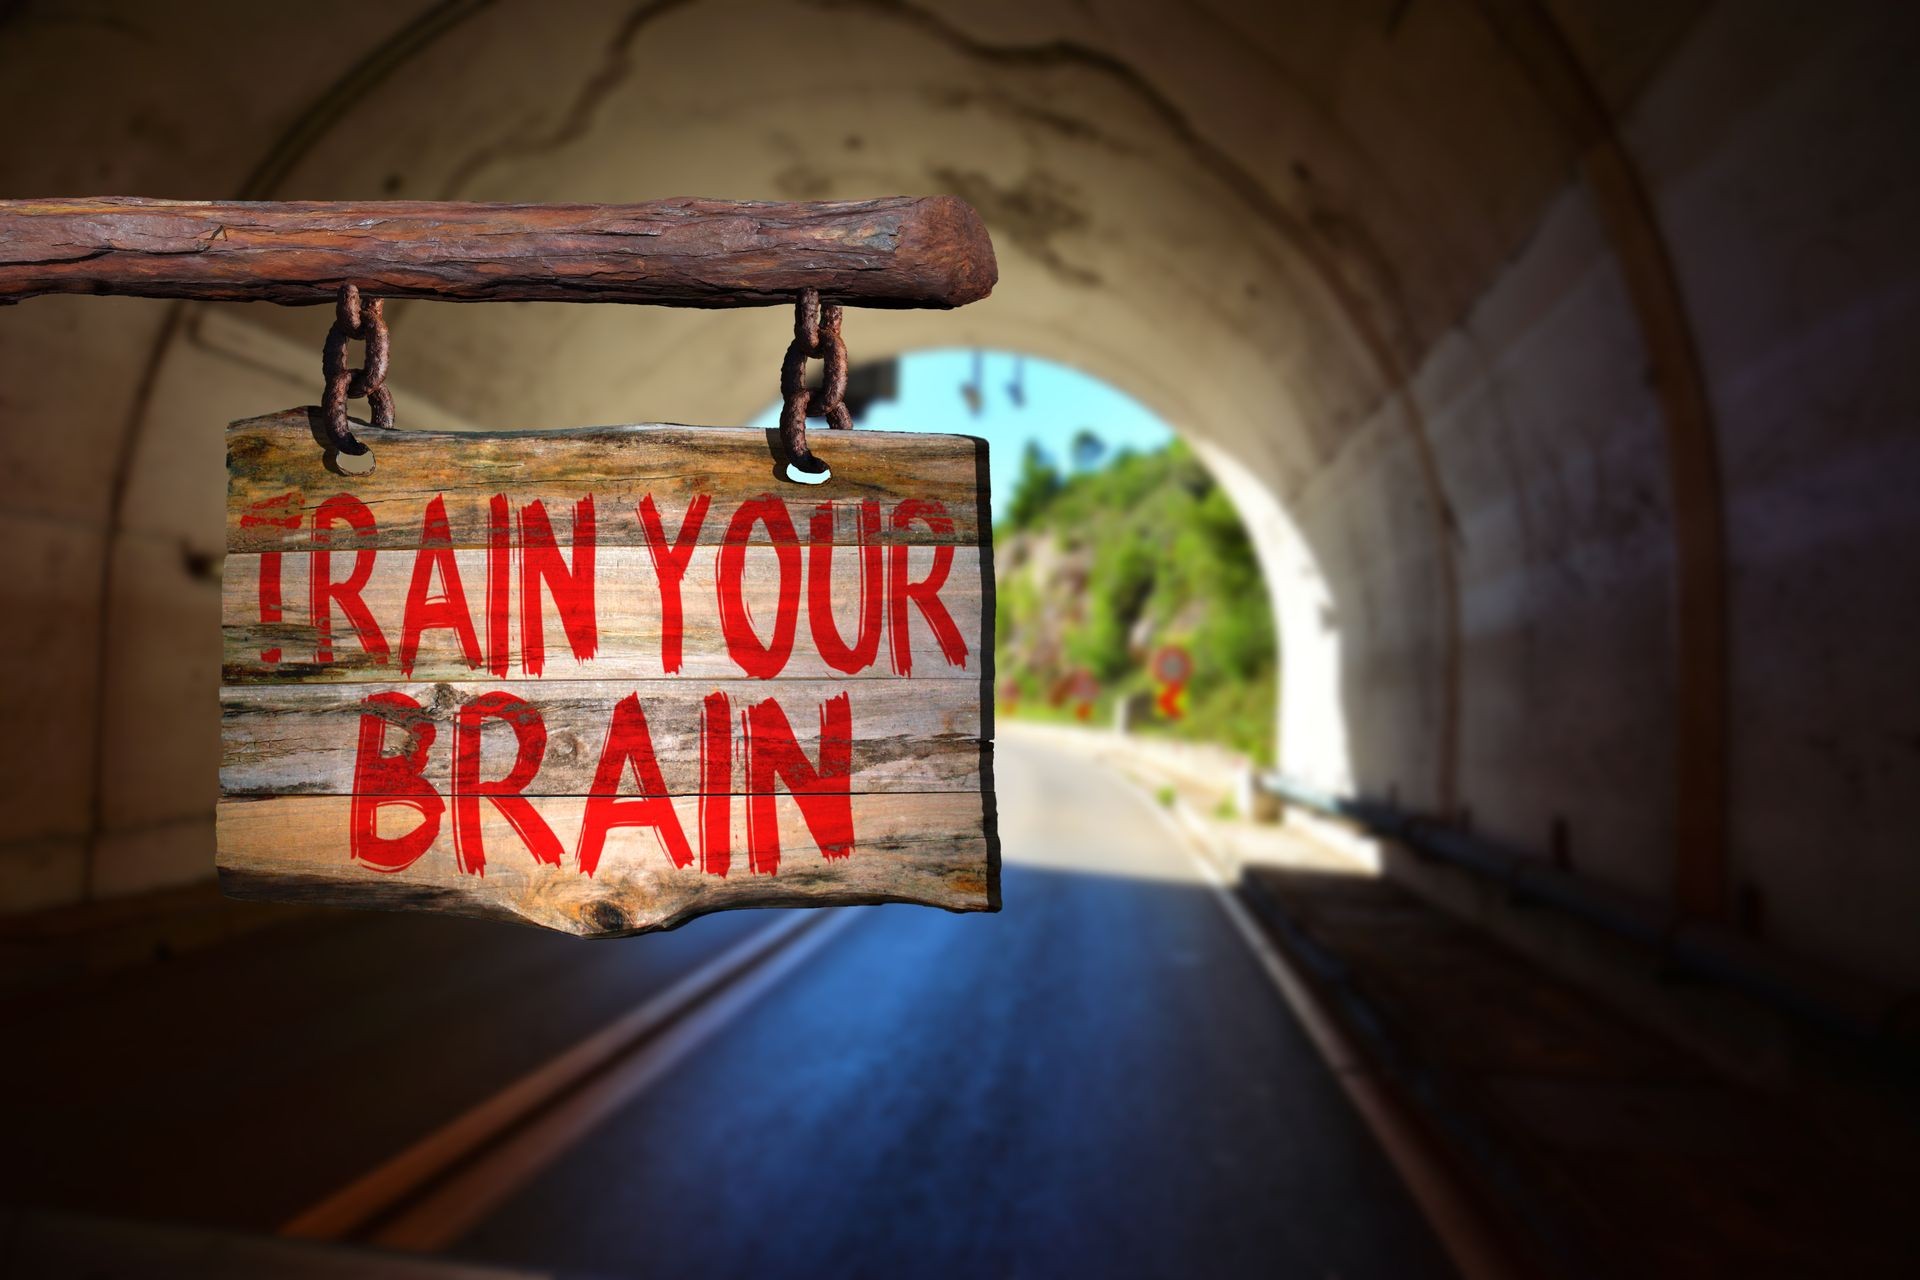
[220,680,984,796]
[222,545,984,684]
[218,405,997,936]
[217,793,995,937]
[0,196,997,308]
[227,411,986,551]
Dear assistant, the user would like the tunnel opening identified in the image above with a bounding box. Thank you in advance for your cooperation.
[750,346,1304,773]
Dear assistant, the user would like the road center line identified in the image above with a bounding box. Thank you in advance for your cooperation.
[282,907,857,1250]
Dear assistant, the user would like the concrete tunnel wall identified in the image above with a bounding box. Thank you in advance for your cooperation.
[1,1,1915,992]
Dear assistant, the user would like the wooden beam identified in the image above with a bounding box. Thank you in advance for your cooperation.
[0,196,997,308]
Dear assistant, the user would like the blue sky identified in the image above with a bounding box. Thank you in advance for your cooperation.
[750,348,1173,503]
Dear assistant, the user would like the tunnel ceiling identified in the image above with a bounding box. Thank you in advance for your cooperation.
[7,0,1704,481]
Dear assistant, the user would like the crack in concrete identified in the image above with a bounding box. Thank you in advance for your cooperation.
[816,0,1465,803]
[79,0,500,900]
[437,0,700,201]
[80,0,1491,883]
[926,166,1101,288]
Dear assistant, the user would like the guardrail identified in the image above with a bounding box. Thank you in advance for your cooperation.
[1254,771,1910,1052]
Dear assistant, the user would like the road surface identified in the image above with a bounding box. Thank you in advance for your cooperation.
[2,728,1452,1278]
[450,729,1451,1277]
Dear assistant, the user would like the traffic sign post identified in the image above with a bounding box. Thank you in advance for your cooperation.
[1152,644,1192,720]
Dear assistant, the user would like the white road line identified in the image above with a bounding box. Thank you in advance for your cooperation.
[1124,769,1525,1280]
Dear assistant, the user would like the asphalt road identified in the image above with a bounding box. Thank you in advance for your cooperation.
[2,729,1452,1278]
[451,729,1453,1279]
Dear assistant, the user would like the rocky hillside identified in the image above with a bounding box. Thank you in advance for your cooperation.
[994,440,1277,762]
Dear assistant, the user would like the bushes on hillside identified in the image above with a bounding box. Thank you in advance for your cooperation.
[995,439,1276,762]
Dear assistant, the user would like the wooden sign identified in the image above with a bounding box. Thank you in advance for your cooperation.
[218,409,998,937]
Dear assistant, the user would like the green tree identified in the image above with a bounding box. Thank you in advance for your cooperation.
[994,436,1279,761]
[1070,428,1107,472]
[1004,441,1062,530]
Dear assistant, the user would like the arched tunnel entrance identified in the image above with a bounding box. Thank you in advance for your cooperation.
[3,2,1918,1276]
[762,346,1290,764]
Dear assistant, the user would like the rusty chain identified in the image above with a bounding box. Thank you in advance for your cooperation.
[778,288,853,480]
[318,285,847,478]
[321,283,392,461]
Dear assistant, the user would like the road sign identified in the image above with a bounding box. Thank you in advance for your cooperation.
[218,409,998,937]
[1152,644,1191,720]
[1050,668,1100,721]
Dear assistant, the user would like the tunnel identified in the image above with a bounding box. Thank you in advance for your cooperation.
[2,2,1916,1276]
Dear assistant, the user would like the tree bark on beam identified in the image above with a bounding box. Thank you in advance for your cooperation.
[0,196,997,309]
